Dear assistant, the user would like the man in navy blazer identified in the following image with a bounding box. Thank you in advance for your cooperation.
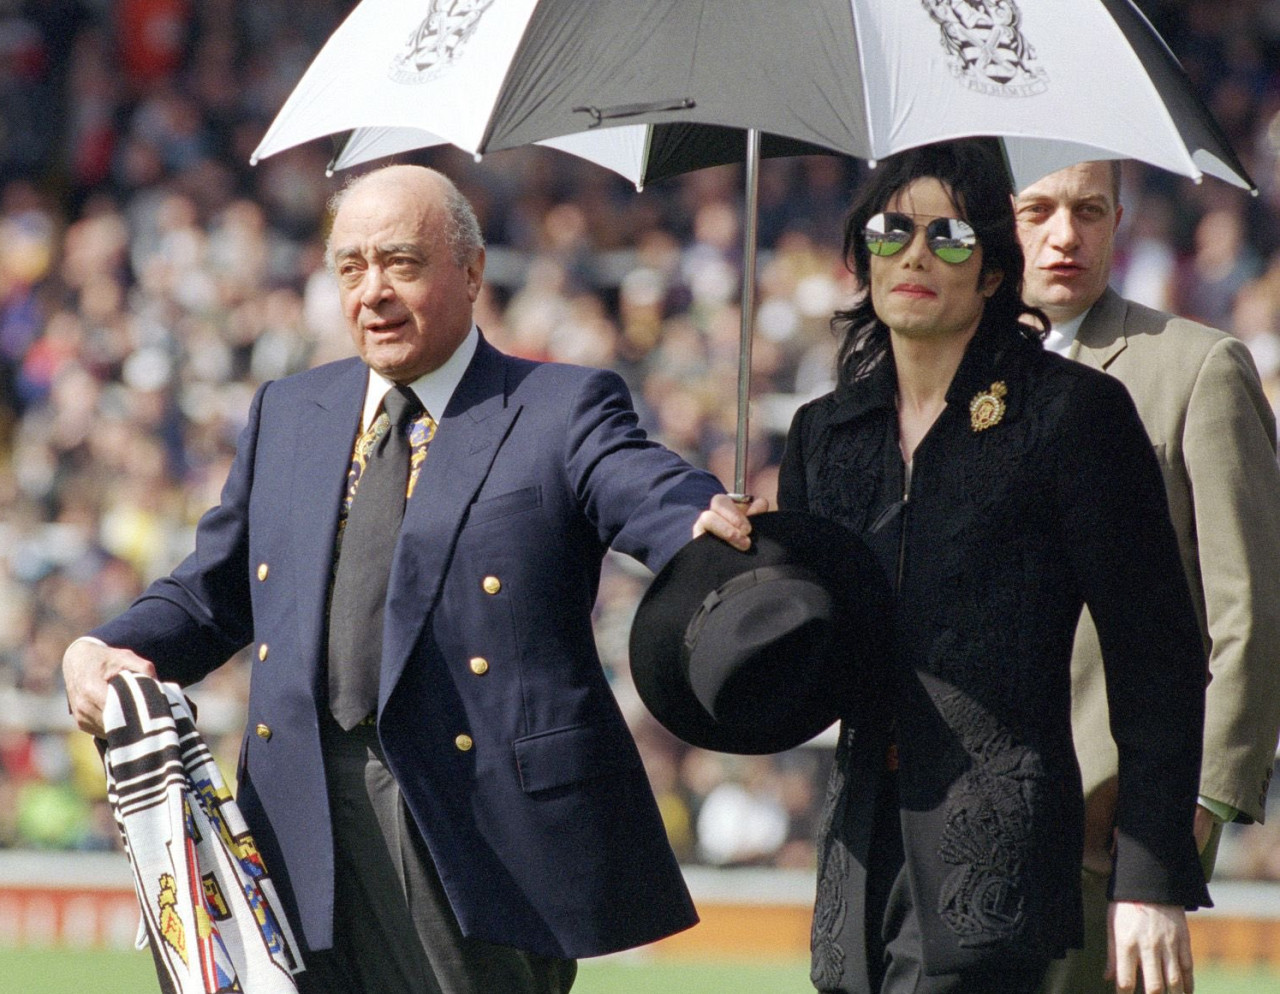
[63,165,723,993]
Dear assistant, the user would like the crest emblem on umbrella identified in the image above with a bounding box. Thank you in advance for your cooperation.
[390,0,496,84]
[922,0,1048,97]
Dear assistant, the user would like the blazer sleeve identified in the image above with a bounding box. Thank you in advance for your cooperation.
[1183,335,1280,822]
[561,368,724,572]
[1054,371,1210,908]
[91,382,266,685]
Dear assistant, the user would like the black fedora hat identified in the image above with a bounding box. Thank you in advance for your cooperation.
[630,510,890,754]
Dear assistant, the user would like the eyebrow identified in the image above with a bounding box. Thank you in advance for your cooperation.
[377,243,425,258]
[1016,193,1110,207]
[332,242,425,263]
[882,210,965,219]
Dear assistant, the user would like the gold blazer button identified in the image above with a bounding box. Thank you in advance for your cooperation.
[256,724,272,741]
[469,657,489,675]
[258,643,269,661]
[257,563,269,581]
[482,575,501,595]
[455,734,474,752]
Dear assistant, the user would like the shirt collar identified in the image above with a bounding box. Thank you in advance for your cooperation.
[361,325,479,429]
[1044,308,1090,356]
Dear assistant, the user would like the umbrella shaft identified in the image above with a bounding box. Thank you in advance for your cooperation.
[733,128,761,499]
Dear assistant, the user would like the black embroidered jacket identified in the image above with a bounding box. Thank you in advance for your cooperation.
[779,318,1210,988]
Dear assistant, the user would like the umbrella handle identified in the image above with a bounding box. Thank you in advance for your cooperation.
[730,128,761,501]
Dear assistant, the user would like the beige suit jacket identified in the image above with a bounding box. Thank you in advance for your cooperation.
[1068,287,1280,871]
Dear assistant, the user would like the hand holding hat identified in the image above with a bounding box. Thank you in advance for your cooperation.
[630,510,891,754]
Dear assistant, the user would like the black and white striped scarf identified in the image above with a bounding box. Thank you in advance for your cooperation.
[102,672,304,994]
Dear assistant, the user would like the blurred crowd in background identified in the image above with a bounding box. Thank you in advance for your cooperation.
[2,0,1280,884]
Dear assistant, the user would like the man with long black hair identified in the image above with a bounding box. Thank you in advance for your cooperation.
[698,140,1208,994]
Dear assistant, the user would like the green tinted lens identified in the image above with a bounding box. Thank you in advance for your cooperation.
[864,212,913,257]
[926,218,977,264]
[866,213,978,263]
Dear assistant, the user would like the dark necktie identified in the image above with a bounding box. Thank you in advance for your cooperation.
[328,385,425,729]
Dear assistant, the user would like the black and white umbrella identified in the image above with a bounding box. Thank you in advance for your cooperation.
[252,0,1252,493]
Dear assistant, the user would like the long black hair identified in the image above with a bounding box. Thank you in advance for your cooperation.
[832,138,1048,388]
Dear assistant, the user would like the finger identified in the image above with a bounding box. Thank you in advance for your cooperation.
[711,492,751,518]
[1111,940,1137,993]
[726,493,769,516]
[69,683,109,738]
[1161,928,1192,994]
[114,650,158,680]
[1180,930,1195,994]
[693,509,752,550]
[1140,946,1165,994]
[702,494,754,536]
[65,646,156,737]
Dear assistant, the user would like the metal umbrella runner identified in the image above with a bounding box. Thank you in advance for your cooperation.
[251,0,1254,495]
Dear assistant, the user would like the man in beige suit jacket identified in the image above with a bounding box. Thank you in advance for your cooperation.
[1016,161,1280,994]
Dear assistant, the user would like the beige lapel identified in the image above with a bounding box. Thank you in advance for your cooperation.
[1071,287,1130,371]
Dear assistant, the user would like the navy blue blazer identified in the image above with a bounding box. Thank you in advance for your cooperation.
[94,336,723,959]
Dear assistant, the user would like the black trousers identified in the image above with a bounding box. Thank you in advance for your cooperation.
[875,865,1048,994]
[299,719,577,994]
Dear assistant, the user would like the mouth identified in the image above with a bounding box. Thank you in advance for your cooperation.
[363,317,409,337]
[1044,262,1085,278]
[892,283,936,298]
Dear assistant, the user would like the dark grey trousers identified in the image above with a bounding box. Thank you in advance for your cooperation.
[876,864,1048,994]
[844,770,1048,994]
[298,720,577,994]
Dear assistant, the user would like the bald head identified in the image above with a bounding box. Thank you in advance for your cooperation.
[328,165,484,270]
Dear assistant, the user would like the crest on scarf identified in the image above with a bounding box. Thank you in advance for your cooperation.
[921,0,1048,97]
[157,874,188,963]
[390,0,497,84]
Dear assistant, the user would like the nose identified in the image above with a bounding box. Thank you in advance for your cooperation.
[359,266,392,308]
[898,226,931,267]
[1045,207,1080,251]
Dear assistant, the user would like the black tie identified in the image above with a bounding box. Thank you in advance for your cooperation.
[328,385,424,729]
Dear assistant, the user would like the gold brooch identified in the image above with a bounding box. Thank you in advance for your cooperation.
[970,381,1007,432]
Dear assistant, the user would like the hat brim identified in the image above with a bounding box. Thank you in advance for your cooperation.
[629,510,890,754]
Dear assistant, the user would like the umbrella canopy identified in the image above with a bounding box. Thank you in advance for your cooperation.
[251,0,1253,193]
[329,122,834,190]
[250,0,1252,494]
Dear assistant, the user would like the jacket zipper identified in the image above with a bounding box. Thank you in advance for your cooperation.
[895,466,911,593]
[868,462,913,594]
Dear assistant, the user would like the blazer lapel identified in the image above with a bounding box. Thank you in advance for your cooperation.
[381,340,521,700]
[1072,287,1130,371]
[292,361,366,688]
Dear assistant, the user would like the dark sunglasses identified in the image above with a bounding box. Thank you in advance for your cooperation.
[863,212,978,264]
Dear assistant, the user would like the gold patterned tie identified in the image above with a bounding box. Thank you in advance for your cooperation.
[327,387,434,729]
